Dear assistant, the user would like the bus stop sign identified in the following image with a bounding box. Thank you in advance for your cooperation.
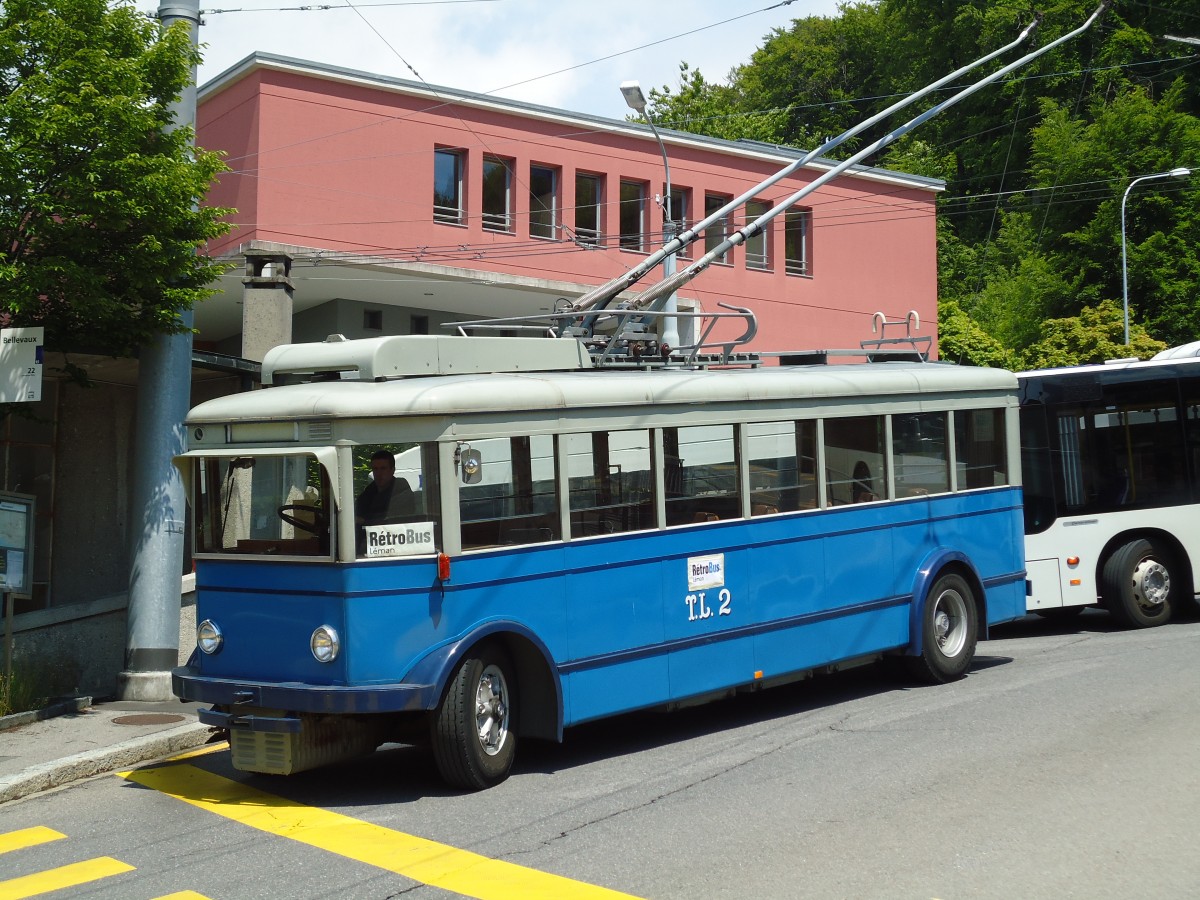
[0,327,44,403]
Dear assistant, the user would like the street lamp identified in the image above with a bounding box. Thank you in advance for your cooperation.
[1120,166,1191,345]
[621,80,680,352]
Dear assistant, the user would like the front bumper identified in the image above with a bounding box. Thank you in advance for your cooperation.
[172,664,437,728]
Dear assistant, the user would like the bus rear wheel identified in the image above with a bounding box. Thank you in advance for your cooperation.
[907,573,978,684]
[432,645,517,790]
[1101,539,1174,628]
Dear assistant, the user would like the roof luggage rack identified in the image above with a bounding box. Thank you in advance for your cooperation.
[452,302,761,369]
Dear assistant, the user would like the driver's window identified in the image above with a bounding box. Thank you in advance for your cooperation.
[352,443,441,558]
[195,454,332,557]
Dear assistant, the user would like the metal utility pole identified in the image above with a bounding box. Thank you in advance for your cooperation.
[620,81,681,353]
[118,0,201,701]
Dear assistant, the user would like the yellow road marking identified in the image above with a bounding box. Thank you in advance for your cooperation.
[122,764,642,900]
[152,892,212,899]
[0,828,64,855]
[162,742,229,763]
[0,857,134,900]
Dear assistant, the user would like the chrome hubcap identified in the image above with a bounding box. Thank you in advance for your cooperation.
[1131,559,1170,611]
[933,588,967,658]
[475,664,509,757]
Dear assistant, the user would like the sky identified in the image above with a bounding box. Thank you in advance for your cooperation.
[137,0,844,120]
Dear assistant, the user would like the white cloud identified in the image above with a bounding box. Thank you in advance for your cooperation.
[144,0,843,118]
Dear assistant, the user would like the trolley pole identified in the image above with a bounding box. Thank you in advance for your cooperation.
[118,0,201,701]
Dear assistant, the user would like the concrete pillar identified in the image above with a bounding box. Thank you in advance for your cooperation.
[118,0,201,702]
[241,251,295,362]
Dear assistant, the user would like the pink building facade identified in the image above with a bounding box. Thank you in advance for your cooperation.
[196,54,942,357]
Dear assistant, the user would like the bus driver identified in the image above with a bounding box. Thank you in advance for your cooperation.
[355,449,415,527]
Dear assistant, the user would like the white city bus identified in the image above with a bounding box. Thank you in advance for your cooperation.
[1019,343,1200,627]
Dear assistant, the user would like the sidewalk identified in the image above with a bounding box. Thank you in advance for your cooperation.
[0,697,217,804]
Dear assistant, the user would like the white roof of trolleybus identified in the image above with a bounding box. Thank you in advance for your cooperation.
[1017,342,1200,380]
[185,338,1017,427]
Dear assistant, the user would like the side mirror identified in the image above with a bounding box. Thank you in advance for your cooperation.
[460,448,483,485]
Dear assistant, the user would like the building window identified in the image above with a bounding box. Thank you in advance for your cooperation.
[575,173,603,247]
[619,180,646,251]
[744,199,772,271]
[704,192,731,264]
[668,186,690,259]
[785,208,812,276]
[410,314,429,335]
[529,164,559,240]
[363,309,383,331]
[482,156,513,233]
[433,148,465,225]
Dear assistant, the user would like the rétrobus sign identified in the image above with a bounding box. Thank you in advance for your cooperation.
[364,521,436,558]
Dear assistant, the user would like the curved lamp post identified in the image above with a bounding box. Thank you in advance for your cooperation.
[1121,167,1191,345]
[620,80,680,352]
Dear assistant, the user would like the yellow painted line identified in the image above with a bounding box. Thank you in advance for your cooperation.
[123,764,642,900]
[0,828,65,855]
[162,741,229,763]
[152,892,212,899]
[0,857,134,900]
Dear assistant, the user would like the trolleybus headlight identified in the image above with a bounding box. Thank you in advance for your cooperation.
[310,625,340,663]
[197,619,223,655]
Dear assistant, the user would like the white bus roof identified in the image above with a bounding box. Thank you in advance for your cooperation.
[188,360,1017,426]
[1018,344,1200,379]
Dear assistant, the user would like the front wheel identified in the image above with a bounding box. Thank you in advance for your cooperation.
[906,572,978,684]
[1101,539,1175,628]
[431,645,517,790]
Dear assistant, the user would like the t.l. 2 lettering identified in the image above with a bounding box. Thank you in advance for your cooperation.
[685,588,732,622]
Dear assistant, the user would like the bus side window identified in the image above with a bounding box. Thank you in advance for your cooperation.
[745,420,817,514]
[354,443,441,559]
[566,430,654,536]
[663,424,740,526]
[892,411,949,497]
[824,415,887,505]
[956,408,1008,490]
[459,435,560,550]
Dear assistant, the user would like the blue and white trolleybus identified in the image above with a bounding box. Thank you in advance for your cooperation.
[173,334,1026,789]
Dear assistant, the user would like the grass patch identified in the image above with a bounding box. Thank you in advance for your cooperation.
[1,651,81,717]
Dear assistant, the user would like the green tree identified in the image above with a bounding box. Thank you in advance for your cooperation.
[0,0,230,361]
[646,63,790,144]
[737,4,891,151]
[1020,300,1166,369]
[936,298,1017,368]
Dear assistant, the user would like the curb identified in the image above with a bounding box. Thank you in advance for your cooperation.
[0,721,215,805]
[0,696,93,733]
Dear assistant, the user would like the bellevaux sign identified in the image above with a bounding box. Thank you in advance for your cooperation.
[0,327,44,403]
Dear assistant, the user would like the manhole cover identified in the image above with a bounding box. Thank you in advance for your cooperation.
[112,713,186,726]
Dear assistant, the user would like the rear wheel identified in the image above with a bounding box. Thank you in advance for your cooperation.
[431,645,517,790]
[1101,539,1174,628]
[906,572,978,684]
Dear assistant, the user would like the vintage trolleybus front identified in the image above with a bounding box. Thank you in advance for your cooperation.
[174,333,1027,790]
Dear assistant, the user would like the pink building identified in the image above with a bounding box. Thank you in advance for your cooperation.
[195,54,942,358]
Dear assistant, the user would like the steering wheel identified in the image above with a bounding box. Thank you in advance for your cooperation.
[278,504,326,535]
